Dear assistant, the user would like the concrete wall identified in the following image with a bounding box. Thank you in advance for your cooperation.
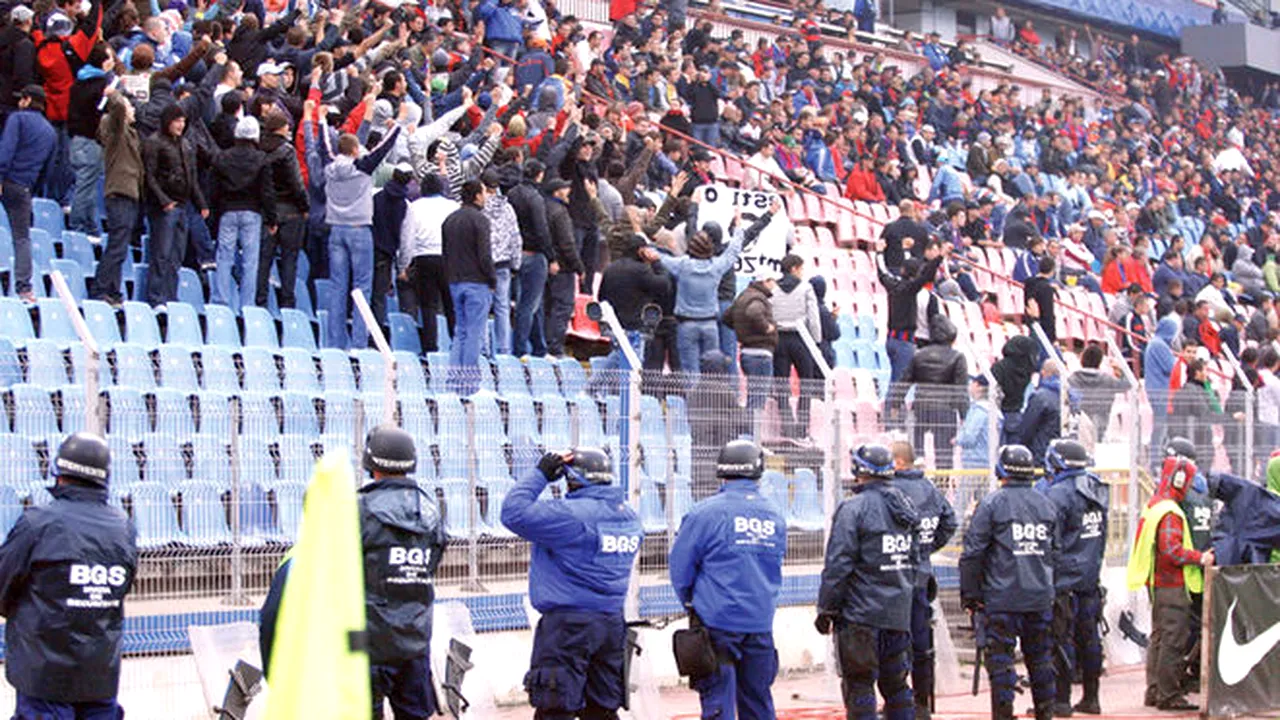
[1182,22,1280,76]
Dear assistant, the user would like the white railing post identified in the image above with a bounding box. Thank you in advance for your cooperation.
[350,288,397,425]
[49,270,102,434]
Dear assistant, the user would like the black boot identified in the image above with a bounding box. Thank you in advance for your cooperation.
[1053,673,1074,716]
[1074,675,1101,714]
[992,699,1016,720]
[914,700,931,720]
[1036,703,1057,720]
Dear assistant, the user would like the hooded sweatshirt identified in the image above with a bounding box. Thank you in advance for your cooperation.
[773,273,822,342]
[989,335,1039,414]
[314,121,401,227]
[1143,317,1179,404]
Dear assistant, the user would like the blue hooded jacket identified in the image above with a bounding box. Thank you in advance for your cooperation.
[501,468,643,614]
[0,109,56,189]
[960,478,1059,613]
[1040,469,1108,592]
[818,481,919,631]
[475,0,524,43]
[892,469,958,587]
[1017,375,1064,463]
[668,479,787,633]
[1209,472,1280,565]
[1143,318,1178,409]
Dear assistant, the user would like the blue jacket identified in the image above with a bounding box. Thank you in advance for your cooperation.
[959,479,1059,613]
[1017,376,1063,463]
[659,226,744,319]
[475,0,524,43]
[928,164,965,205]
[957,400,993,469]
[922,42,949,71]
[1151,262,1187,298]
[892,469,958,587]
[0,109,55,189]
[501,469,643,614]
[1040,469,1108,592]
[0,485,138,703]
[1143,317,1178,409]
[668,480,787,633]
[817,481,919,632]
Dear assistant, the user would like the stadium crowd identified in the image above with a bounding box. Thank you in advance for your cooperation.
[0,0,1278,469]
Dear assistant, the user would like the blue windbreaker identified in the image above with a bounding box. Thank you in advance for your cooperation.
[1040,469,1108,592]
[893,469,958,587]
[959,478,1059,613]
[668,479,787,633]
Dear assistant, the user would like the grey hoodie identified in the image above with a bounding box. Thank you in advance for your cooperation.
[314,122,401,227]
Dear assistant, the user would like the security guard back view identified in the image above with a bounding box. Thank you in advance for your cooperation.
[358,425,446,719]
[501,447,643,720]
[0,432,138,719]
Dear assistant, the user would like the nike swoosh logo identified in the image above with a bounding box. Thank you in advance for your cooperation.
[1218,598,1280,686]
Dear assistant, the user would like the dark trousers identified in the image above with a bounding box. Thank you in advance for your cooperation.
[94,195,139,302]
[372,247,396,328]
[526,610,626,720]
[835,623,913,720]
[514,252,548,357]
[986,610,1055,715]
[690,628,778,720]
[575,225,599,294]
[1054,588,1103,704]
[910,585,934,711]
[257,215,306,308]
[146,203,188,306]
[773,331,815,438]
[1146,586,1192,706]
[371,653,438,720]
[13,693,122,719]
[545,272,576,356]
[1,180,35,294]
[407,255,453,353]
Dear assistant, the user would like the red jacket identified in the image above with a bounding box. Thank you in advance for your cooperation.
[844,168,885,202]
[31,2,103,122]
[610,0,637,20]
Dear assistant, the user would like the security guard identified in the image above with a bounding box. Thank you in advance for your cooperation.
[501,448,643,719]
[1040,439,1108,715]
[358,425,446,720]
[0,432,138,719]
[960,444,1059,720]
[669,439,788,719]
[891,441,958,720]
[1180,469,1213,692]
[817,443,919,720]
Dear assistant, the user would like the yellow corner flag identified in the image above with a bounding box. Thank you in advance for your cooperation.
[266,449,370,719]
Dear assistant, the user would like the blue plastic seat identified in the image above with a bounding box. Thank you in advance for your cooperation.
[353,349,386,395]
[123,301,161,347]
[400,398,435,444]
[495,355,529,397]
[281,391,320,436]
[394,351,427,396]
[276,481,307,543]
[435,316,451,352]
[791,467,824,531]
[0,297,34,343]
[508,394,541,478]
[189,433,230,487]
[389,312,421,354]
[11,384,58,436]
[178,480,230,546]
[240,347,281,393]
[280,308,316,351]
[62,230,96,270]
[229,437,272,491]
[571,397,603,447]
[82,299,122,349]
[280,348,320,392]
[481,477,517,537]
[24,339,67,388]
[321,390,357,444]
[197,346,240,392]
[293,275,313,318]
[0,485,21,536]
[49,259,86,302]
[470,394,506,444]
[242,306,278,349]
[31,198,63,239]
[204,304,240,347]
[163,302,203,347]
[141,432,186,486]
[475,445,509,479]
[426,352,450,395]
[857,315,877,342]
[238,392,279,435]
[759,470,790,517]
[112,343,155,389]
[277,437,317,485]
[640,396,665,444]
[604,396,621,437]
[153,388,196,438]
[156,346,198,391]
[131,482,183,548]
[673,439,692,478]
[128,262,147,301]
[177,268,205,314]
[440,478,479,538]
[666,395,691,438]
[35,298,76,344]
[195,392,232,437]
[670,475,694,524]
[834,341,856,369]
[555,358,586,397]
[541,396,572,449]
[319,349,356,392]
[237,479,276,544]
[104,387,147,438]
[435,393,467,439]
[642,441,670,480]
[638,476,666,533]
[837,314,858,342]
[0,435,43,495]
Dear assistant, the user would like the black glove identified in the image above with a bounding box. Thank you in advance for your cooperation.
[537,452,566,480]
[814,613,836,636]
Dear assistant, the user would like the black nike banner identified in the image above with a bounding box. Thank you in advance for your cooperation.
[1204,564,1280,718]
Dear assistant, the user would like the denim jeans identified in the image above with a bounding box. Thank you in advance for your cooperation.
[215,210,262,310]
[487,39,521,61]
[68,136,103,235]
[146,203,187,306]
[186,200,215,267]
[488,264,512,356]
[0,180,34,294]
[676,319,720,378]
[740,350,774,410]
[588,329,645,396]
[885,336,916,383]
[690,122,721,148]
[39,122,71,205]
[326,225,374,350]
[449,282,493,395]
[718,299,738,375]
[94,195,139,302]
[514,253,547,357]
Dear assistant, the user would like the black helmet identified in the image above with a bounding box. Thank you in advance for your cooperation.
[362,424,417,475]
[852,443,894,480]
[565,447,613,486]
[1164,437,1197,463]
[996,444,1036,480]
[1045,439,1090,474]
[716,439,765,480]
[53,432,111,487]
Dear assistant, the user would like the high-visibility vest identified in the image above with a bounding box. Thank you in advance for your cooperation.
[1125,499,1203,594]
